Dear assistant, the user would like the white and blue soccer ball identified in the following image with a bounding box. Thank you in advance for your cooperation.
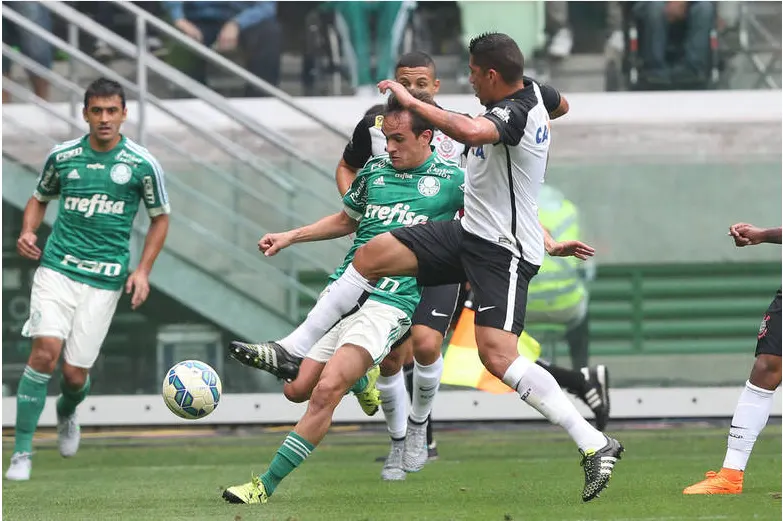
[162,360,222,420]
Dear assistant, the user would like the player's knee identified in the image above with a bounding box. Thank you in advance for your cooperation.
[28,337,62,373]
[309,377,346,412]
[283,381,311,403]
[353,243,381,279]
[413,335,443,366]
[61,364,88,389]
[750,355,782,389]
[477,344,517,380]
[380,354,402,377]
[354,233,400,279]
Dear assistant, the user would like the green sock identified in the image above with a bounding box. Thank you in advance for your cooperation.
[349,374,369,395]
[14,366,52,454]
[56,375,91,418]
[259,432,315,496]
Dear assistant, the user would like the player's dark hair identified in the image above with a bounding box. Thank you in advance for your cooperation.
[395,51,437,75]
[384,91,436,141]
[468,32,524,83]
[84,77,126,108]
[364,103,385,117]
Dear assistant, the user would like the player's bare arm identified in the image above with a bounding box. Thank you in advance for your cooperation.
[335,158,360,197]
[259,211,359,257]
[729,223,782,246]
[378,80,499,146]
[549,95,569,120]
[126,213,170,310]
[17,197,48,260]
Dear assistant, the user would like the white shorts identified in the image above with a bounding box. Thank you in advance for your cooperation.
[307,299,411,366]
[22,266,122,368]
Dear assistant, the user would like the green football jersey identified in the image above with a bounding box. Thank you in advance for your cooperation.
[33,134,170,290]
[333,151,465,318]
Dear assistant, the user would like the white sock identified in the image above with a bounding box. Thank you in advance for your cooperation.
[503,356,606,452]
[280,264,375,357]
[723,380,776,471]
[411,356,444,423]
[377,371,408,439]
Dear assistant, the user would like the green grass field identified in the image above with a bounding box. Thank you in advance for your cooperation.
[3,424,781,521]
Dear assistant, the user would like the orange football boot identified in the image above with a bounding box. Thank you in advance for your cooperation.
[683,468,744,495]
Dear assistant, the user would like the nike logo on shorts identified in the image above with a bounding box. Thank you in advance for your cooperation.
[477,305,496,312]
[430,310,449,317]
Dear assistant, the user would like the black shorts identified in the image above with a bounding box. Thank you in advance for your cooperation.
[391,220,539,335]
[755,289,782,357]
[391,283,462,350]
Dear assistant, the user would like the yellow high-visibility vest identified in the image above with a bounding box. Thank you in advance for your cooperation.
[528,186,586,313]
[441,307,541,393]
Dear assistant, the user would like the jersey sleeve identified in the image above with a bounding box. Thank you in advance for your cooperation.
[523,76,562,114]
[482,99,530,147]
[342,171,369,220]
[342,117,374,170]
[33,152,60,202]
[140,155,171,217]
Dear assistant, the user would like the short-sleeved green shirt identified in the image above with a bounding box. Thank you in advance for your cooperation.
[33,135,170,290]
[332,151,465,317]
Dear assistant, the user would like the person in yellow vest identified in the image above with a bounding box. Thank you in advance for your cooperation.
[529,184,609,427]
[529,184,592,369]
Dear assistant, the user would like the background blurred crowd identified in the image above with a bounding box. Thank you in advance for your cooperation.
[3,1,780,102]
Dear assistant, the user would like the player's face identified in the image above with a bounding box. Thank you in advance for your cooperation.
[468,56,495,106]
[83,95,127,144]
[383,112,432,170]
[395,66,440,97]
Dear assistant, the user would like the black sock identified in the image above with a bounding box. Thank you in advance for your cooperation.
[403,362,414,400]
[566,315,590,369]
[536,359,586,396]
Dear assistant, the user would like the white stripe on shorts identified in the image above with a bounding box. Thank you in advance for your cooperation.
[504,256,520,331]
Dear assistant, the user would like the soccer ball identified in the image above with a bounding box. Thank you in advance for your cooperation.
[162,360,222,420]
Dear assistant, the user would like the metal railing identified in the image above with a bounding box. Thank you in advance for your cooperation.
[112,0,350,141]
[1,2,356,322]
[1,43,338,276]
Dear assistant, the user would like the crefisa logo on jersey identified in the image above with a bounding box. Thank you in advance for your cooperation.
[417,176,441,197]
[110,163,132,185]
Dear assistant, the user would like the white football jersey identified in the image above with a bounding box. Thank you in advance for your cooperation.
[462,81,552,265]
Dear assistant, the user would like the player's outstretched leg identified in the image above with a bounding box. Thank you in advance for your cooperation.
[229,340,303,381]
[223,345,373,503]
[483,326,624,502]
